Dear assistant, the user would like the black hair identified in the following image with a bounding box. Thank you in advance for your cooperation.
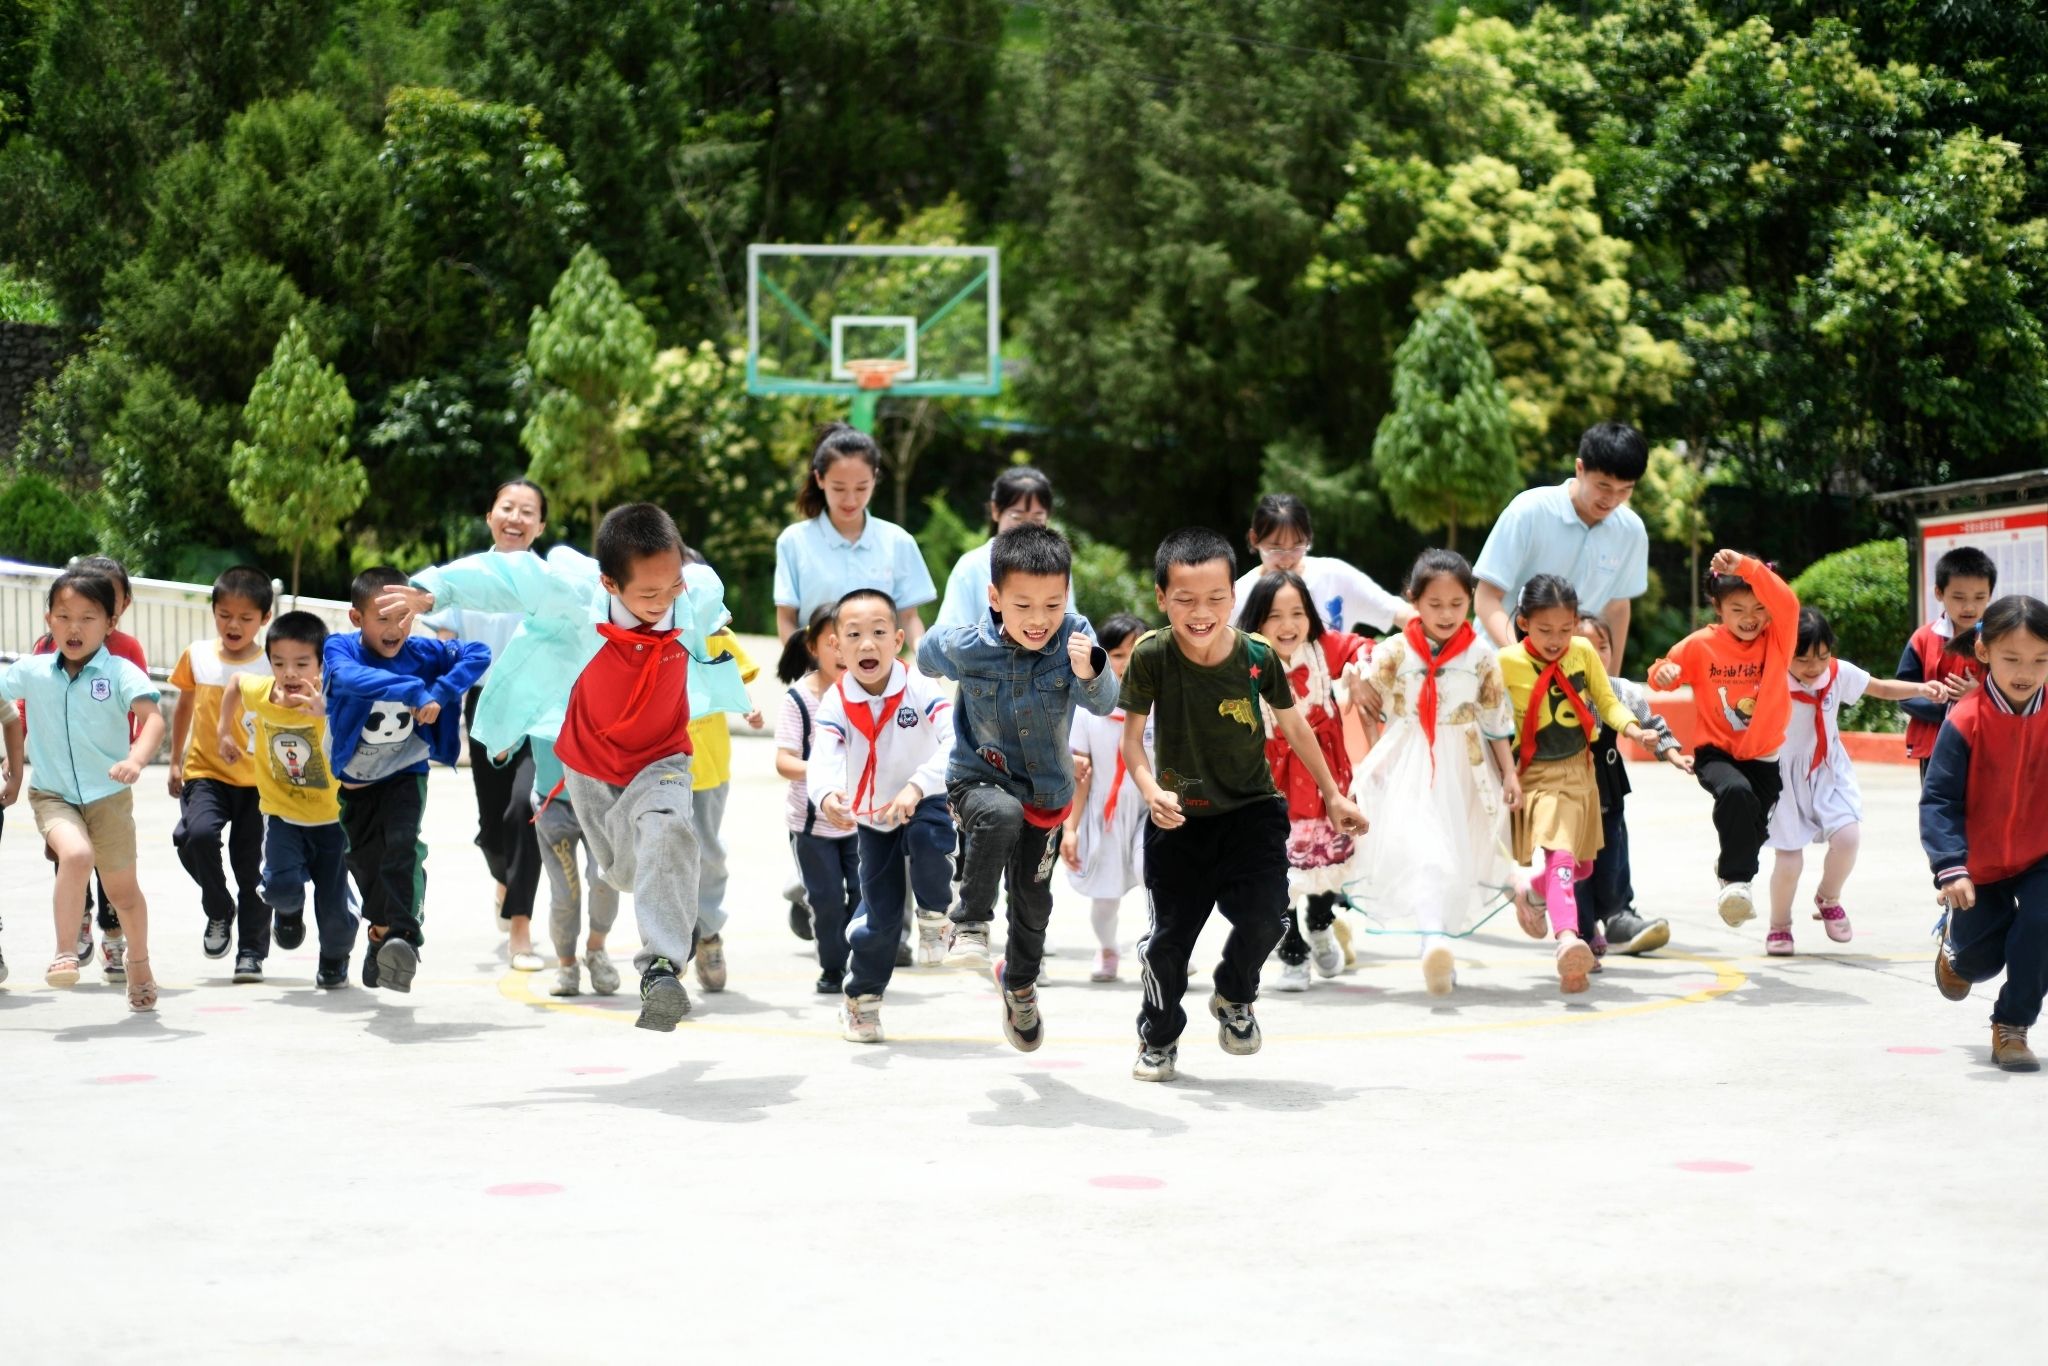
[213,565,275,615]
[1706,552,1771,607]
[1516,573,1580,621]
[1249,493,1311,545]
[1795,606,1837,657]
[1153,526,1237,589]
[1934,545,1998,594]
[70,554,132,606]
[777,604,838,684]
[1578,422,1649,482]
[493,476,549,523]
[350,565,411,612]
[990,524,1072,589]
[48,570,117,619]
[594,503,683,586]
[799,423,881,521]
[989,465,1054,531]
[1406,548,1477,600]
[1973,595,2048,650]
[266,610,329,659]
[836,586,898,618]
[1096,613,1147,652]
[1576,614,1613,654]
[1236,569,1324,643]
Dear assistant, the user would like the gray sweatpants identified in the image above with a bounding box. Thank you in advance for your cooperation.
[535,796,620,961]
[563,752,700,974]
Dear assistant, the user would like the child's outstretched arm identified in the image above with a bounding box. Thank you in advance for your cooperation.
[217,673,249,766]
[1722,550,1799,655]
[1271,705,1368,834]
[1864,676,1946,705]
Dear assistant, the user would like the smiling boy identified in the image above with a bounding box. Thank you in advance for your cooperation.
[918,525,1120,1050]
[1899,546,1997,772]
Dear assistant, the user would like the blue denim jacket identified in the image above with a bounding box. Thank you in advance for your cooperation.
[917,609,1119,808]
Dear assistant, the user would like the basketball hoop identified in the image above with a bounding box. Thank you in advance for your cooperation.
[845,358,911,391]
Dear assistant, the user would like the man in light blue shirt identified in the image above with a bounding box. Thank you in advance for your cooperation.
[1473,422,1651,667]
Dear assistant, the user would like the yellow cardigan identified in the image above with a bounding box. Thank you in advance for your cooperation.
[1496,637,1634,764]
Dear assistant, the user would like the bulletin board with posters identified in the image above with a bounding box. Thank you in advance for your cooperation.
[1917,504,2048,626]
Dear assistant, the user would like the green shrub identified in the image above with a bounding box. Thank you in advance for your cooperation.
[1790,538,1909,672]
[0,265,60,325]
[0,473,97,566]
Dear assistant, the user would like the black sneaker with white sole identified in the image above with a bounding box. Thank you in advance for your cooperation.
[316,956,350,989]
[232,951,264,984]
[202,915,233,959]
[375,936,419,993]
[1209,992,1262,1055]
[1133,1043,1178,1082]
[790,900,815,942]
[1603,911,1671,956]
[636,957,692,1031]
[273,909,307,951]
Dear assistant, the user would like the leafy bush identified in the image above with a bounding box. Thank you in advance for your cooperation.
[1066,522,1159,628]
[0,265,60,324]
[1790,539,1909,672]
[0,473,97,566]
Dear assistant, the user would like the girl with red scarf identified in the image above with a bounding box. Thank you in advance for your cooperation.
[1349,552,1522,997]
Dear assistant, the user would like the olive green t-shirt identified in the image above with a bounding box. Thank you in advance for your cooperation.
[1117,627,1295,817]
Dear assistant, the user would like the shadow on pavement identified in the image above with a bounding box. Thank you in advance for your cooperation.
[31,1011,205,1044]
[1167,1076,1392,1112]
[971,1075,1189,1135]
[492,1060,803,1123]
[1718,970,1869,1008]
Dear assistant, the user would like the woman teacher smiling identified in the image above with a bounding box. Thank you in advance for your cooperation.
[773,424,935,648]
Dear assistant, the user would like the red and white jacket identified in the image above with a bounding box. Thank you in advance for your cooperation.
[806,661,953,829]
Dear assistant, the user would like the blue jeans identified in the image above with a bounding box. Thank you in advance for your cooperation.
[792,830,860,979]
[260,818,357,960]
[844,796,955,999]
[1947,855,2048,1028]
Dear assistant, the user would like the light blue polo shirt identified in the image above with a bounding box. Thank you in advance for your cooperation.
[774,512,937,623]
[1473,481,1649,619]
[1,648,161,806]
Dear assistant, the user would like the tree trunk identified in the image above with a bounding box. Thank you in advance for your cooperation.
[590,496,599,551]
[1445,514,1458,553]
[291,543,303,609]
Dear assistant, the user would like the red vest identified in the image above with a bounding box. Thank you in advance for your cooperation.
[1906,623,1982,759]
[1953,688,2048,884]
[553,624,694,788]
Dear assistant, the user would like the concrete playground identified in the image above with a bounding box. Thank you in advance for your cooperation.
[1,745,2039,1364]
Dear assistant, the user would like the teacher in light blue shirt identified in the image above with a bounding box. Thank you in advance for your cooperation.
[774,424,936,648]
[934,465,1075,632]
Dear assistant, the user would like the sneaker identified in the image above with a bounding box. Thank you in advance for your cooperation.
[202,915,232,959]
[1603,912,1671,956]
[894,938,913,968]
[274,909,307,952]
[841,993,883,1043]
[103,937,127,985]
[815,971,845,995]
[232,951,264,984]
[994,958,1044,1052]
[789,898,815,942]
[1308,926,1342,977]
[914,910,952,967]
[1274,958,1311,992]
[549,962,581,996]
[1992,1023,2039,1072]
[1935,941,1971,1002]
[0,945,8,985]
[946,922,993,970]
[316,956,349,989]
[636,958,692,1031]
[1090,947,1120,982]
[1555,933,1594,994]
[1813,898,1853,943]
[361,941,381,989]
[1209,992,1261,1055]
[1421,940,1456,996]
[1132,1042,1178,1082]
[1766,927,1795,956]
[694,933,727,993]
[1716,882,1756,927]
[376,937,419,993]
[585,948,620,996]
[74,914,94,965]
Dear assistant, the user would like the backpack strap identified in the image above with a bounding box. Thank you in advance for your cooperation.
[790,684,819,836]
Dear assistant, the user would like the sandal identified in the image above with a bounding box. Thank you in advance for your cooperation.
[45,954,80,988]
[125,955,157,1013]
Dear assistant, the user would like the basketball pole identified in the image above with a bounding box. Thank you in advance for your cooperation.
[849,391,879,435]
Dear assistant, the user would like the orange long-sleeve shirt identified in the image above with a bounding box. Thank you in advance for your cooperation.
[1654,556,1799,760]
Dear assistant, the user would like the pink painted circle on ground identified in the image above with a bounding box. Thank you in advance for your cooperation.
[91,1074,155,1084]
[1467,1052,1523,1061]
[1089,1175,1165,1190]
[197,1006,246,1014]
[1675,1160,1752,1173]
[1887,1046,1943,1055]
[486,1182,565,1197]
[1026,1060,1083,1070]
[569,1066,626,1075]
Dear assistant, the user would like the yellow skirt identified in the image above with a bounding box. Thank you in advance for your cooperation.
[1511,752,1605,864]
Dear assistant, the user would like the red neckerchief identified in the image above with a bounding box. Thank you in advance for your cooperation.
[839,671,907,818]
[1790,659,1838,776]
[594,621,679,739]
[1518,651,1595,773]
[1405,618,1476,776]
[1102,710,1127,829]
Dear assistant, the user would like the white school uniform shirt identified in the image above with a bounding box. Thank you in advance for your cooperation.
[806,660,953,830]
[1768,659,1871,849]
[1232,555,1406,635]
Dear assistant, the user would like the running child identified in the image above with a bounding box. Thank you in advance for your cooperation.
[1924,594,2048,1071]
[327,567,491,992]
[1501,575,1673,993]
[1899,546,1996,774]
[776,606,861,995]
[530,737,621,997]
[918,525,1119,1051]
[1230,492,1415,635]
[1120,528,1368,1083]
[1764,607,1944,955]
[1650,550,1798,925]
[0,570,164,1010]
[1350,551,1520,996]
[168,565,274,981]
[1236,569,1369,992]
[810,588,955,1044]
[1060,613,1151,984]
[217,612,358,989]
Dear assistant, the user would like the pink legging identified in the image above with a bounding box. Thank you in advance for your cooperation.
[1542,848,1596,936]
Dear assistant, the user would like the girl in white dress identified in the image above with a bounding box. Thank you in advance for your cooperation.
[1061,614,1152,982]
[1349,551,1523,995]
[1765,607,1944,955]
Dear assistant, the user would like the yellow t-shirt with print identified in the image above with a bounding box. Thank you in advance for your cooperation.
[171,640,271,785]
[687,631,761,790]
[239,674,341,824]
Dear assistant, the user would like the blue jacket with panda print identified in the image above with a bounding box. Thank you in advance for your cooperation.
[323,632,492,783]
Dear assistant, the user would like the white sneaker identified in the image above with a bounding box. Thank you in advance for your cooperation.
[945,922,992,970]
[1308,926,1342,977]
[1717,881,1756,927]
[1421,940,1456,996]
[548,962,581,996]
[103,936,127,985]
[1275,958,1311,992]
[0,945,8,986]
[914,911,952,967]
[841,993,884,1043]
[584,948,620,995]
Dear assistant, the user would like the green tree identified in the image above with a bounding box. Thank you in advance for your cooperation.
[0,471,94,565]
[1632,442,1713,626]
[521,243,656,541]
[229,317,366,600]
[1371,297,1520,551]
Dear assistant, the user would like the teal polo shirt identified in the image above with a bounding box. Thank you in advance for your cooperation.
[1,648,160,806]
[1473,481,1650,619]
[773,511,937,624]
